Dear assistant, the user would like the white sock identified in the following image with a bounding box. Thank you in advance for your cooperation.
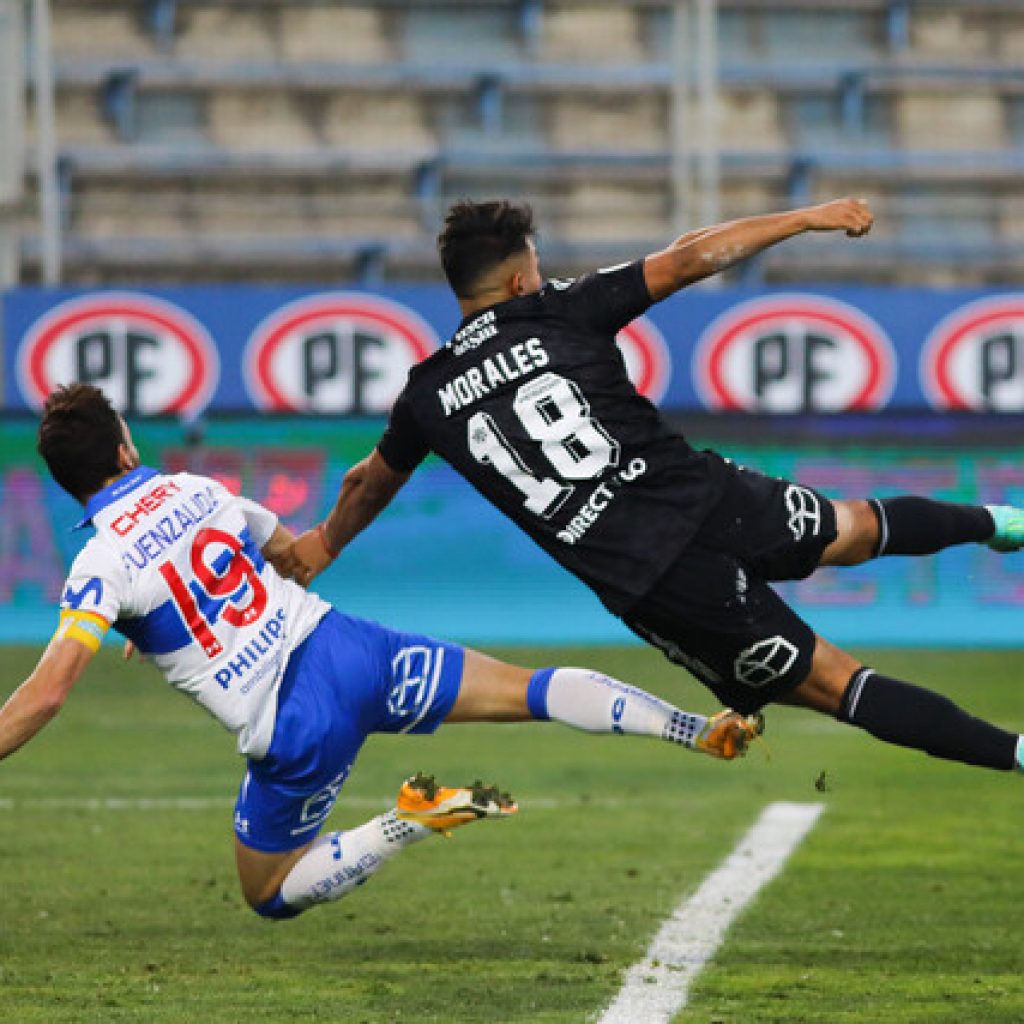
[533,667,709,748]
[277,810,430,914]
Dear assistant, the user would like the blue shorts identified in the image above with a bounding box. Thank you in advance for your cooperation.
[233,609,464,853]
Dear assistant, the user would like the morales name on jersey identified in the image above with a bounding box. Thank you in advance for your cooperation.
[438,333,550,416]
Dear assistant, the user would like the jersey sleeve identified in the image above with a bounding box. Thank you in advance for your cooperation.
[56,541,128,652]
[546,259,652,335]
[235,496,279,549]
[377,391,431,473]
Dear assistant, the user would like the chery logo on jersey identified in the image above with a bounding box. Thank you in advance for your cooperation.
[16,293,219,417]
[244,293,438,414]
[921,296,1024,412]
[694,294,895,413]
[615,316,671,404]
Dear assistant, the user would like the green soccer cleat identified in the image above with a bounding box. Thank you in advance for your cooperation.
[986,505,1024,553]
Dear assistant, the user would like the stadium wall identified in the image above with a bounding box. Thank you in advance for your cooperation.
[1,416,1022,649]
[4,284,1024,416]
[3,282,1022,647]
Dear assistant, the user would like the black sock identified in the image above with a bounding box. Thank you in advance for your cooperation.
[870,497,994,556]
[838,669,1018,771]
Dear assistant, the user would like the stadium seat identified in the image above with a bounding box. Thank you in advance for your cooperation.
[321,91,436,151]
[207,91,318,150]
[555,180,667,242]
[279,6,394,64]
[174,6,279,61]
[896,90,1007,151]
[74,178,192,239]
[995,13,1024,61]
[541,5,645,63]
[547,94,664,153]
[49,92,117,146]
[50,4,152,57]
[909,9,992,60]
[719,92,786,152]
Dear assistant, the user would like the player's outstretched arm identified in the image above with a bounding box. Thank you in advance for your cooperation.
[0,637,95,760]
[643,197,873,301]
[286,450,412,586]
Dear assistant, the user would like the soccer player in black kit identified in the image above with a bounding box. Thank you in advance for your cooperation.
[289,197,1024,777]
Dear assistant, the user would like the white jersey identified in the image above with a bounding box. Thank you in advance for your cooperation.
[58,466,330,758]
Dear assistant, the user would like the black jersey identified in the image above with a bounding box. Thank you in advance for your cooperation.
[377,260,727,614]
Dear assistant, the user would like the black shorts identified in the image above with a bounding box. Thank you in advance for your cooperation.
[622,460,838,714]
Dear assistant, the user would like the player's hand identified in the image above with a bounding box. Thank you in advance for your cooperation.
[804,197,873,238]
[265,542,308,583]
[122,640,146,663]
[284,529,335,588]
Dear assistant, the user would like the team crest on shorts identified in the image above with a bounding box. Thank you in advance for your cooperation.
[293,767,351,837]
[389,645,444,730]
[734,636,799,688]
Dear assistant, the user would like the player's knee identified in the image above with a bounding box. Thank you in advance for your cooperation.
[250,889,303,920]
[823,499,879,566]
[787,639,862,714]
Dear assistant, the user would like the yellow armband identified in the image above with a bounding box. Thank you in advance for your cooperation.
[55,609,110,653]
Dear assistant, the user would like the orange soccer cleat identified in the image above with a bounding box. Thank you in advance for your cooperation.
[396,772,518,837]
[694,710,765,760]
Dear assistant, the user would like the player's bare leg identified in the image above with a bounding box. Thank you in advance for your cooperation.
[448,648,760,759]
[236,648,761,921]
[820,496,1013,568]
[784,634,1022,771]
[237,774,515,919]
[819,499,879,566]
[236,838,313,910]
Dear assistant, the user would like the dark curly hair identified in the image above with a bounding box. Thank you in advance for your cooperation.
[437,199,536,299]
[37,383,125,502]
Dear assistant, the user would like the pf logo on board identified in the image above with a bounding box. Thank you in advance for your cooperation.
[245,293,438,414]
[694,294,895,413]
[921,296,1024,412]
[17,292,219,417]
[616,316,671,405]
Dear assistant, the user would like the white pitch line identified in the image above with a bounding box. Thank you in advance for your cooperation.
[0,794,657,812]
[598,801,824,1024]
[0,797,233,811]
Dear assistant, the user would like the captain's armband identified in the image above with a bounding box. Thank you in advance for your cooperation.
[54,609,110,653]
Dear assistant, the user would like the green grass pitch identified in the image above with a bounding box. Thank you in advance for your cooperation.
[1,644,1023,1023]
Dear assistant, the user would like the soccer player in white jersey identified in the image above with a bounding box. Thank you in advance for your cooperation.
[0,384,758,921]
